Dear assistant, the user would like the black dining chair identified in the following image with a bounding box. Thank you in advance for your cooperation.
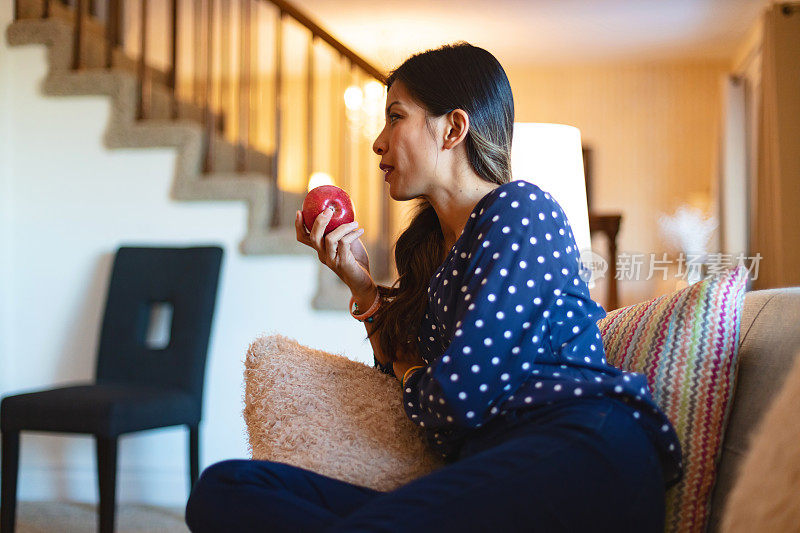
[1,245,224,533]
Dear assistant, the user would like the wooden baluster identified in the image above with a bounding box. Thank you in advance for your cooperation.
[339,57,349,195]
[72,0,85,70]
[342,59,354,196]
[270,8,285,227]
[219,0,230,134]
[203,0,215,173]
[236,0,251,172]
[136,0,149,120]
[232,1,241,168]
[193,0,202,105]
[235,0,243,170]
[105,0,119,69]
[330,54,340,191]
[169,0,178,119]
[306,35,314,189]
[266,0,383,81]
[249,0,258,157]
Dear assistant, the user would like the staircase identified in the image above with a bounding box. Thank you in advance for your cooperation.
[7,0,393,308]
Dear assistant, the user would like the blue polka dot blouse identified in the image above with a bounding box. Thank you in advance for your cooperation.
[398,180,683,488]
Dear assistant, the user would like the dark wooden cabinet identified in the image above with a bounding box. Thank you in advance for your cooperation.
[589,213,622,311]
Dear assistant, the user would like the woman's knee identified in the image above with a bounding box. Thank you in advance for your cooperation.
[185,459,252,529]
[199,459,252,486]
[188,459,255,504]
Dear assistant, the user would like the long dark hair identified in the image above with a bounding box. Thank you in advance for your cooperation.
[369,42,515,364]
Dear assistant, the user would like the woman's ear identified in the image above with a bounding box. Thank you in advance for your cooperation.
[442,109,470,150]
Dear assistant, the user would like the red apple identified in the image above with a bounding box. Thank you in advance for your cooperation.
[302,185,356,236]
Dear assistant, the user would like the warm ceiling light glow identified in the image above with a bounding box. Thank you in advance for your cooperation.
[363,80,385,103]
[307,172,334,192]
[344,86,363,110]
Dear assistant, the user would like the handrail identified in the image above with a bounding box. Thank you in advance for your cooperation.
[262,0,386,82]
[12,0,393,274]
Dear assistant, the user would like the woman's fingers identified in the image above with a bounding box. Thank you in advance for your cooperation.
[295,211,312,246]
[309,207,335,250]
[325,221,360,262]
[338,229,365,262]
[340,228,365,245]
[335,227,365,264]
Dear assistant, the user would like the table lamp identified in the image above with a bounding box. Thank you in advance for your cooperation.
[511,123,594,286]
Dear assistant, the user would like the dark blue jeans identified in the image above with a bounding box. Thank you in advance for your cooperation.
[185,397,665,532]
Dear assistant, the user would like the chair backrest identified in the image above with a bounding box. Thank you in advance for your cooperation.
[95,246,224,403]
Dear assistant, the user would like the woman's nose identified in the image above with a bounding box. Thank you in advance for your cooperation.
[373,133,387,156]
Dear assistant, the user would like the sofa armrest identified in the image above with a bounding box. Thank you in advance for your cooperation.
[708,288,800,531]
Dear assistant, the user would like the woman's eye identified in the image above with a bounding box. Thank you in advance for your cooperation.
[388,114,400,123]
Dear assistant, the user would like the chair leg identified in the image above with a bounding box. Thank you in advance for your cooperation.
[189,423,199,489]
[95,436,118,533]
[1,430,20,533]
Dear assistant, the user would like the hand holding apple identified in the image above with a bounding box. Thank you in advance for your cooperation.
[295,185,373,297]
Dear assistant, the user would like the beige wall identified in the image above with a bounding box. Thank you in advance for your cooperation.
[506,60,729,306]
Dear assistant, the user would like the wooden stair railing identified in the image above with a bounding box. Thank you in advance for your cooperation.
[11,0,394,282]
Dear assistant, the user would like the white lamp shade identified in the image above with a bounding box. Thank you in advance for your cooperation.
[511,123,591,260]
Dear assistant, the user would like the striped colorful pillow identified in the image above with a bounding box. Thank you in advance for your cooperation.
[597,265,748,533]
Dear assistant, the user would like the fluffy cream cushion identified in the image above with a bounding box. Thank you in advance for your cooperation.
[721,349,800,533]
[243,334,445,492]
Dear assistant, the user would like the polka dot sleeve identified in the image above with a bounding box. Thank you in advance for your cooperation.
[403,183,584,430]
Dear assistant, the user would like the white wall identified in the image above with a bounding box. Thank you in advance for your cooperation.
[0,5,373,506]
[1,4,14,398]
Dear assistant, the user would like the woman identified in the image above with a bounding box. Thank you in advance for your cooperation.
[185,42,682,532]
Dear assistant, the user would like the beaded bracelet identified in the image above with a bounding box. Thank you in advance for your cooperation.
[401,365,425,388]
[350,291,381,323]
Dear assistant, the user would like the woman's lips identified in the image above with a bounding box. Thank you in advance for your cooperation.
[380,163,394,181]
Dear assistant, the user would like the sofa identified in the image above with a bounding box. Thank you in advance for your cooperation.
[243,287,800,532]
[706,287,800,531]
